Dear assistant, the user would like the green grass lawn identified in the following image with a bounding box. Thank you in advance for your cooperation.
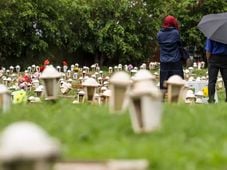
[0,97,227,170]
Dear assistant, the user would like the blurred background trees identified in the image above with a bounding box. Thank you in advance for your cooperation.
[0,0,226,67]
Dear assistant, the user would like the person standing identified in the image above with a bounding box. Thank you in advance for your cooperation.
[205,38,227,103]
[157,15,184,91]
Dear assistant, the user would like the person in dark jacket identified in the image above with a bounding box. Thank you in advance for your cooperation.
[205,38,227,103]
[157,15,184,90]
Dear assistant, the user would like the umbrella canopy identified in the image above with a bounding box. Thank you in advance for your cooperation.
[197,12,227,44]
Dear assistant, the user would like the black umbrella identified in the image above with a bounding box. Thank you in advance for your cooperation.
[197,12,227,44]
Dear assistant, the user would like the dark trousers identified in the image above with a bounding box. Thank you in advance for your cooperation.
[160,61,184,89]
[208,55,227,102]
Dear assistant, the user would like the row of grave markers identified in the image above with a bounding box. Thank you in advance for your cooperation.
[0,61,222,170]
[1,63,222,133]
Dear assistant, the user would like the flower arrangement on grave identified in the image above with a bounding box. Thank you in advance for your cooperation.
[40,59,50,72]
[11,90,27,104]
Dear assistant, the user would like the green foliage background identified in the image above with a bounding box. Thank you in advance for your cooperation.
[0,0,226,67]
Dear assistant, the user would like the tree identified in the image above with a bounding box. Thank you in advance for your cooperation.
[174,0,227,50]
[0,0,69,66]
[67,0,165,66]
[0,0,226,67]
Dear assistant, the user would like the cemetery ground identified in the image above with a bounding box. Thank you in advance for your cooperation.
[0,90,227,170]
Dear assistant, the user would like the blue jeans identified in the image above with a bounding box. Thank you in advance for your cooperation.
[160,61,184,89]
[208,55,227,103]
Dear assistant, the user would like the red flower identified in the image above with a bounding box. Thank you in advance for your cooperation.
[44,59,50,65]
[40,65,45,72]
[23,74,32,83]
[63,60,68,66]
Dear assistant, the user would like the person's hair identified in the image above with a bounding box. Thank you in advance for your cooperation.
[162,15,179,30]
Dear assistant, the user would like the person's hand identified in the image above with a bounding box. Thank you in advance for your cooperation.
[206,51,211,60]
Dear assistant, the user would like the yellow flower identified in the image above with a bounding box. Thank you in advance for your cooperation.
[74,67,79,72]
[12,90,27,104]
[202,86,208,97]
